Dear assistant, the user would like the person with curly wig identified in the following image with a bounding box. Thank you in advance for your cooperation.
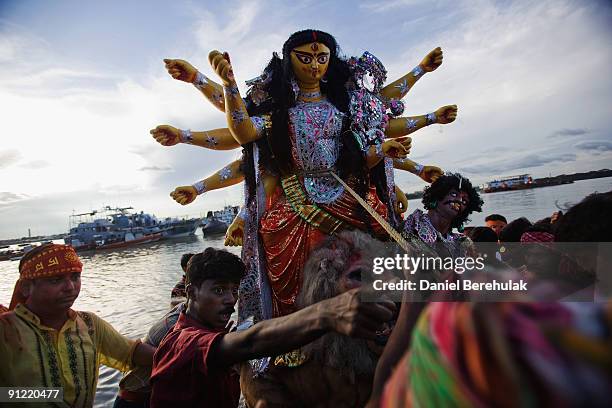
[402,173,483,257]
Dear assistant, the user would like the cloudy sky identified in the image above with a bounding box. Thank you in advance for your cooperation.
[1,0,611,239]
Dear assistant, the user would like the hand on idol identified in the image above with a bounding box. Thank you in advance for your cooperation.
[420,47,443,72]
[382,136,411,159]
[170,186,198,205]
[208,50,234,86]
[224,217,244,247]
[327,287,396,340]
[419,165,444,183]
[434,105,458,124]
[150,125,181,146]
[394,185,409,214]
[163,59,198,83]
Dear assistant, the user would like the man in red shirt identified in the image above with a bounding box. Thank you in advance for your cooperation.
[150,247,395,407]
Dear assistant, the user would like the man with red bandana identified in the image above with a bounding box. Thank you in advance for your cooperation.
[0,243,155,408]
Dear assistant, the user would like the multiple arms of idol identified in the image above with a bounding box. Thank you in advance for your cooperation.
[151,47,454,240]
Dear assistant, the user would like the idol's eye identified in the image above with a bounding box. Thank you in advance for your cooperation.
[295,54,313,64]
[213,287,224,295]
[317,55,328,64]
[232,288,239,297]
[450,192,458,197]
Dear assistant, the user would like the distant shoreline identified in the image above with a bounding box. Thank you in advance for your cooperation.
[3,170,611,246]
[404,169,612,200]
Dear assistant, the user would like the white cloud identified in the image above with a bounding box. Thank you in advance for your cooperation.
[1,0,611,237]
[381,0,612,187]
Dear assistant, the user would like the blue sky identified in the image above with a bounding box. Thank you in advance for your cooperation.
[1,0,611,238]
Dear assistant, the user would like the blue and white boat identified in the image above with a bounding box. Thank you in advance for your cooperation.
[64,207,200,250]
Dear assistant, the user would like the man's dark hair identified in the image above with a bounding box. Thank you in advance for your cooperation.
[485,214,507,223]
[422,173,483,230]
[186,248,245,288]
[468,226,499,242]
[180,253,194,271]
[555,191,612,242]
[499,217,532,242]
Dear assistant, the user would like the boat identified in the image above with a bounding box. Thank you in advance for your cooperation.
[482,174,573,194]
[94,231,162,249]
[0,243,40,261]
[201,205,239,237]
[158,216,201,238]
[64,207,164,251]
[483,174,533,193]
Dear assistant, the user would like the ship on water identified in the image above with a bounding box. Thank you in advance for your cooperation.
[64,206,200,251]
[483,174,533,193]
[201,205,240,237]
[483,173,573,193]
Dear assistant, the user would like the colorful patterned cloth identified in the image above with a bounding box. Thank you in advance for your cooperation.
[381,302,612,408]
[403,209,465,247]
[255,101,390,317]
[0,304,139,408]
[19,244,82,279]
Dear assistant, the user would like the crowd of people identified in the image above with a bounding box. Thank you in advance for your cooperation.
[1,181,610,407]
[2,26,611,407]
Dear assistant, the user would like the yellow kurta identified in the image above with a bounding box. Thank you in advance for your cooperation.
[0,304,139,408]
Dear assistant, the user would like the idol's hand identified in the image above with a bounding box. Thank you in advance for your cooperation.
[150,125,181,146]
[420,165,443,183]
[420,47,443,72]
[170,186,198,205]
[394,185,409,214]
[382,136,411,159]
[434,105,458,124]
[224,217,245,247]
[208,50,234,86]
[163,59,197,83]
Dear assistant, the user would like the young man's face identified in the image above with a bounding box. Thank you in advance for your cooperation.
[188,279,238,330]
[486,220,507,236]
[25,272,81,313]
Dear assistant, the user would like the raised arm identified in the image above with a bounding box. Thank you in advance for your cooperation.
[210,288,396,367]
[209,51,262,145]
[150,125,240,150]
[163,58,226,112]
[365,137,412,169]
[379,47,443,101]
[385,105,457,138]
[393,158,443,183]
[170,159,244,205]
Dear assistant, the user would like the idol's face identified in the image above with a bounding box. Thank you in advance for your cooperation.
[290,42,331,85]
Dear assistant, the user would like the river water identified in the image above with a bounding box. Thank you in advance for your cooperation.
[0,177,610,407]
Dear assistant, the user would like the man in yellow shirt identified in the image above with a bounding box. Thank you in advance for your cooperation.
[0,243,154,407]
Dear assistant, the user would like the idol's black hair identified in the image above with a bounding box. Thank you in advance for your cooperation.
[241,29,369,209]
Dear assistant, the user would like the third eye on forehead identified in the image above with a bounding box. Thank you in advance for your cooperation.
[292,50,329,63]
